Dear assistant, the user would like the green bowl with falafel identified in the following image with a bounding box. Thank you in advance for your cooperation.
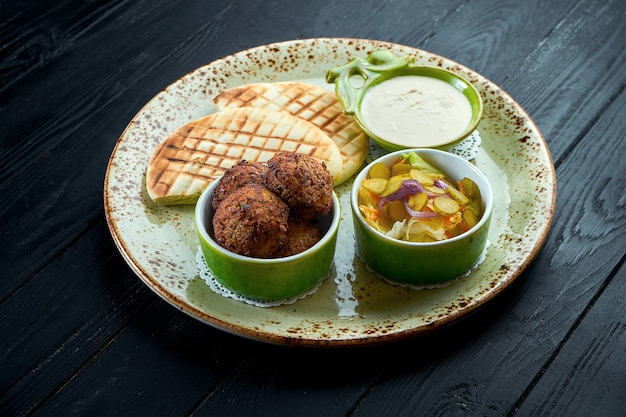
[195,153,341,302]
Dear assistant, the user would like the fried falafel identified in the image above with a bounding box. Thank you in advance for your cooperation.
[212,160,269,210]
[212,183,289,258]
[265,152,333,220]
[271,216,323,258]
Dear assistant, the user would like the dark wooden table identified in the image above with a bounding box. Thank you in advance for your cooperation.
[2,0,625,416]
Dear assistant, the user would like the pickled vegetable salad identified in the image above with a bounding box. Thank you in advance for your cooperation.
[358,152,483,242]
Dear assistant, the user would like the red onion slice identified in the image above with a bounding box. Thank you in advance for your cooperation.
[404,201,441,218]
[378,180,424,209]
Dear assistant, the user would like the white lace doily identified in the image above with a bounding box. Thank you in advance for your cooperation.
[195,249,328,307]
[358,240,491,290]
[367,130,482,163]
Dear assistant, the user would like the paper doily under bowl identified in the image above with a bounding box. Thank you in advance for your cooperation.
[196,249,329,307]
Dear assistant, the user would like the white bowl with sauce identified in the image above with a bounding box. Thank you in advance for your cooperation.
[327,51,483,151]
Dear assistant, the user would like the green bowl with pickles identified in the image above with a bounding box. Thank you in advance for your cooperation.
[350,148,493,286]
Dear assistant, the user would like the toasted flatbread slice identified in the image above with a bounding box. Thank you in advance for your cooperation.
[213,81,369,185]
[146,106,342,204]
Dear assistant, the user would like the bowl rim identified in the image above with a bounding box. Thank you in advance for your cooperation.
[350,148,493,246]
[196,179,341,264]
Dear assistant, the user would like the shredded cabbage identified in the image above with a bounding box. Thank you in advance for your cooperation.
[401,152,441,174]
[386,219,407,239]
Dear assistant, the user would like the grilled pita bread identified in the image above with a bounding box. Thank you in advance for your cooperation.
[213,81,368,185]
[146,106,342,204]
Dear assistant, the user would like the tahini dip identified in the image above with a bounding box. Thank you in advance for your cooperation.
[360,75,473,147]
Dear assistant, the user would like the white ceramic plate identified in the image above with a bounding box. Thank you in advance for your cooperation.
[104,38,556,347]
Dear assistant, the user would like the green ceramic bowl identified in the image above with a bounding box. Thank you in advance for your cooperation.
[351,149,493,286]
[327,50,483,151]
[196,180,340,301]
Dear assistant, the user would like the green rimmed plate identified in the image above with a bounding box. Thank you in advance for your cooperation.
[104,38,556,347]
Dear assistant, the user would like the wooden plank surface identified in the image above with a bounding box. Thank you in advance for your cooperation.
[1,0,624,415]
[517,261,626,416]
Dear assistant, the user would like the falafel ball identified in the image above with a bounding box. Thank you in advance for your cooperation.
[271,217,323,258]
[212,183,289,258]
[265,152,333,220]
[212,160,269,210]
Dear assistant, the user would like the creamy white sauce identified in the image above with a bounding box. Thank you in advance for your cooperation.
[360,75,473,147]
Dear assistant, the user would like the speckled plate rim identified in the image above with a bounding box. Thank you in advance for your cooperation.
[104,38,557,347]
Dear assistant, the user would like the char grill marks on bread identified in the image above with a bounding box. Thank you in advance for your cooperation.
[213,81,368,185]
[146,106,342,204]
